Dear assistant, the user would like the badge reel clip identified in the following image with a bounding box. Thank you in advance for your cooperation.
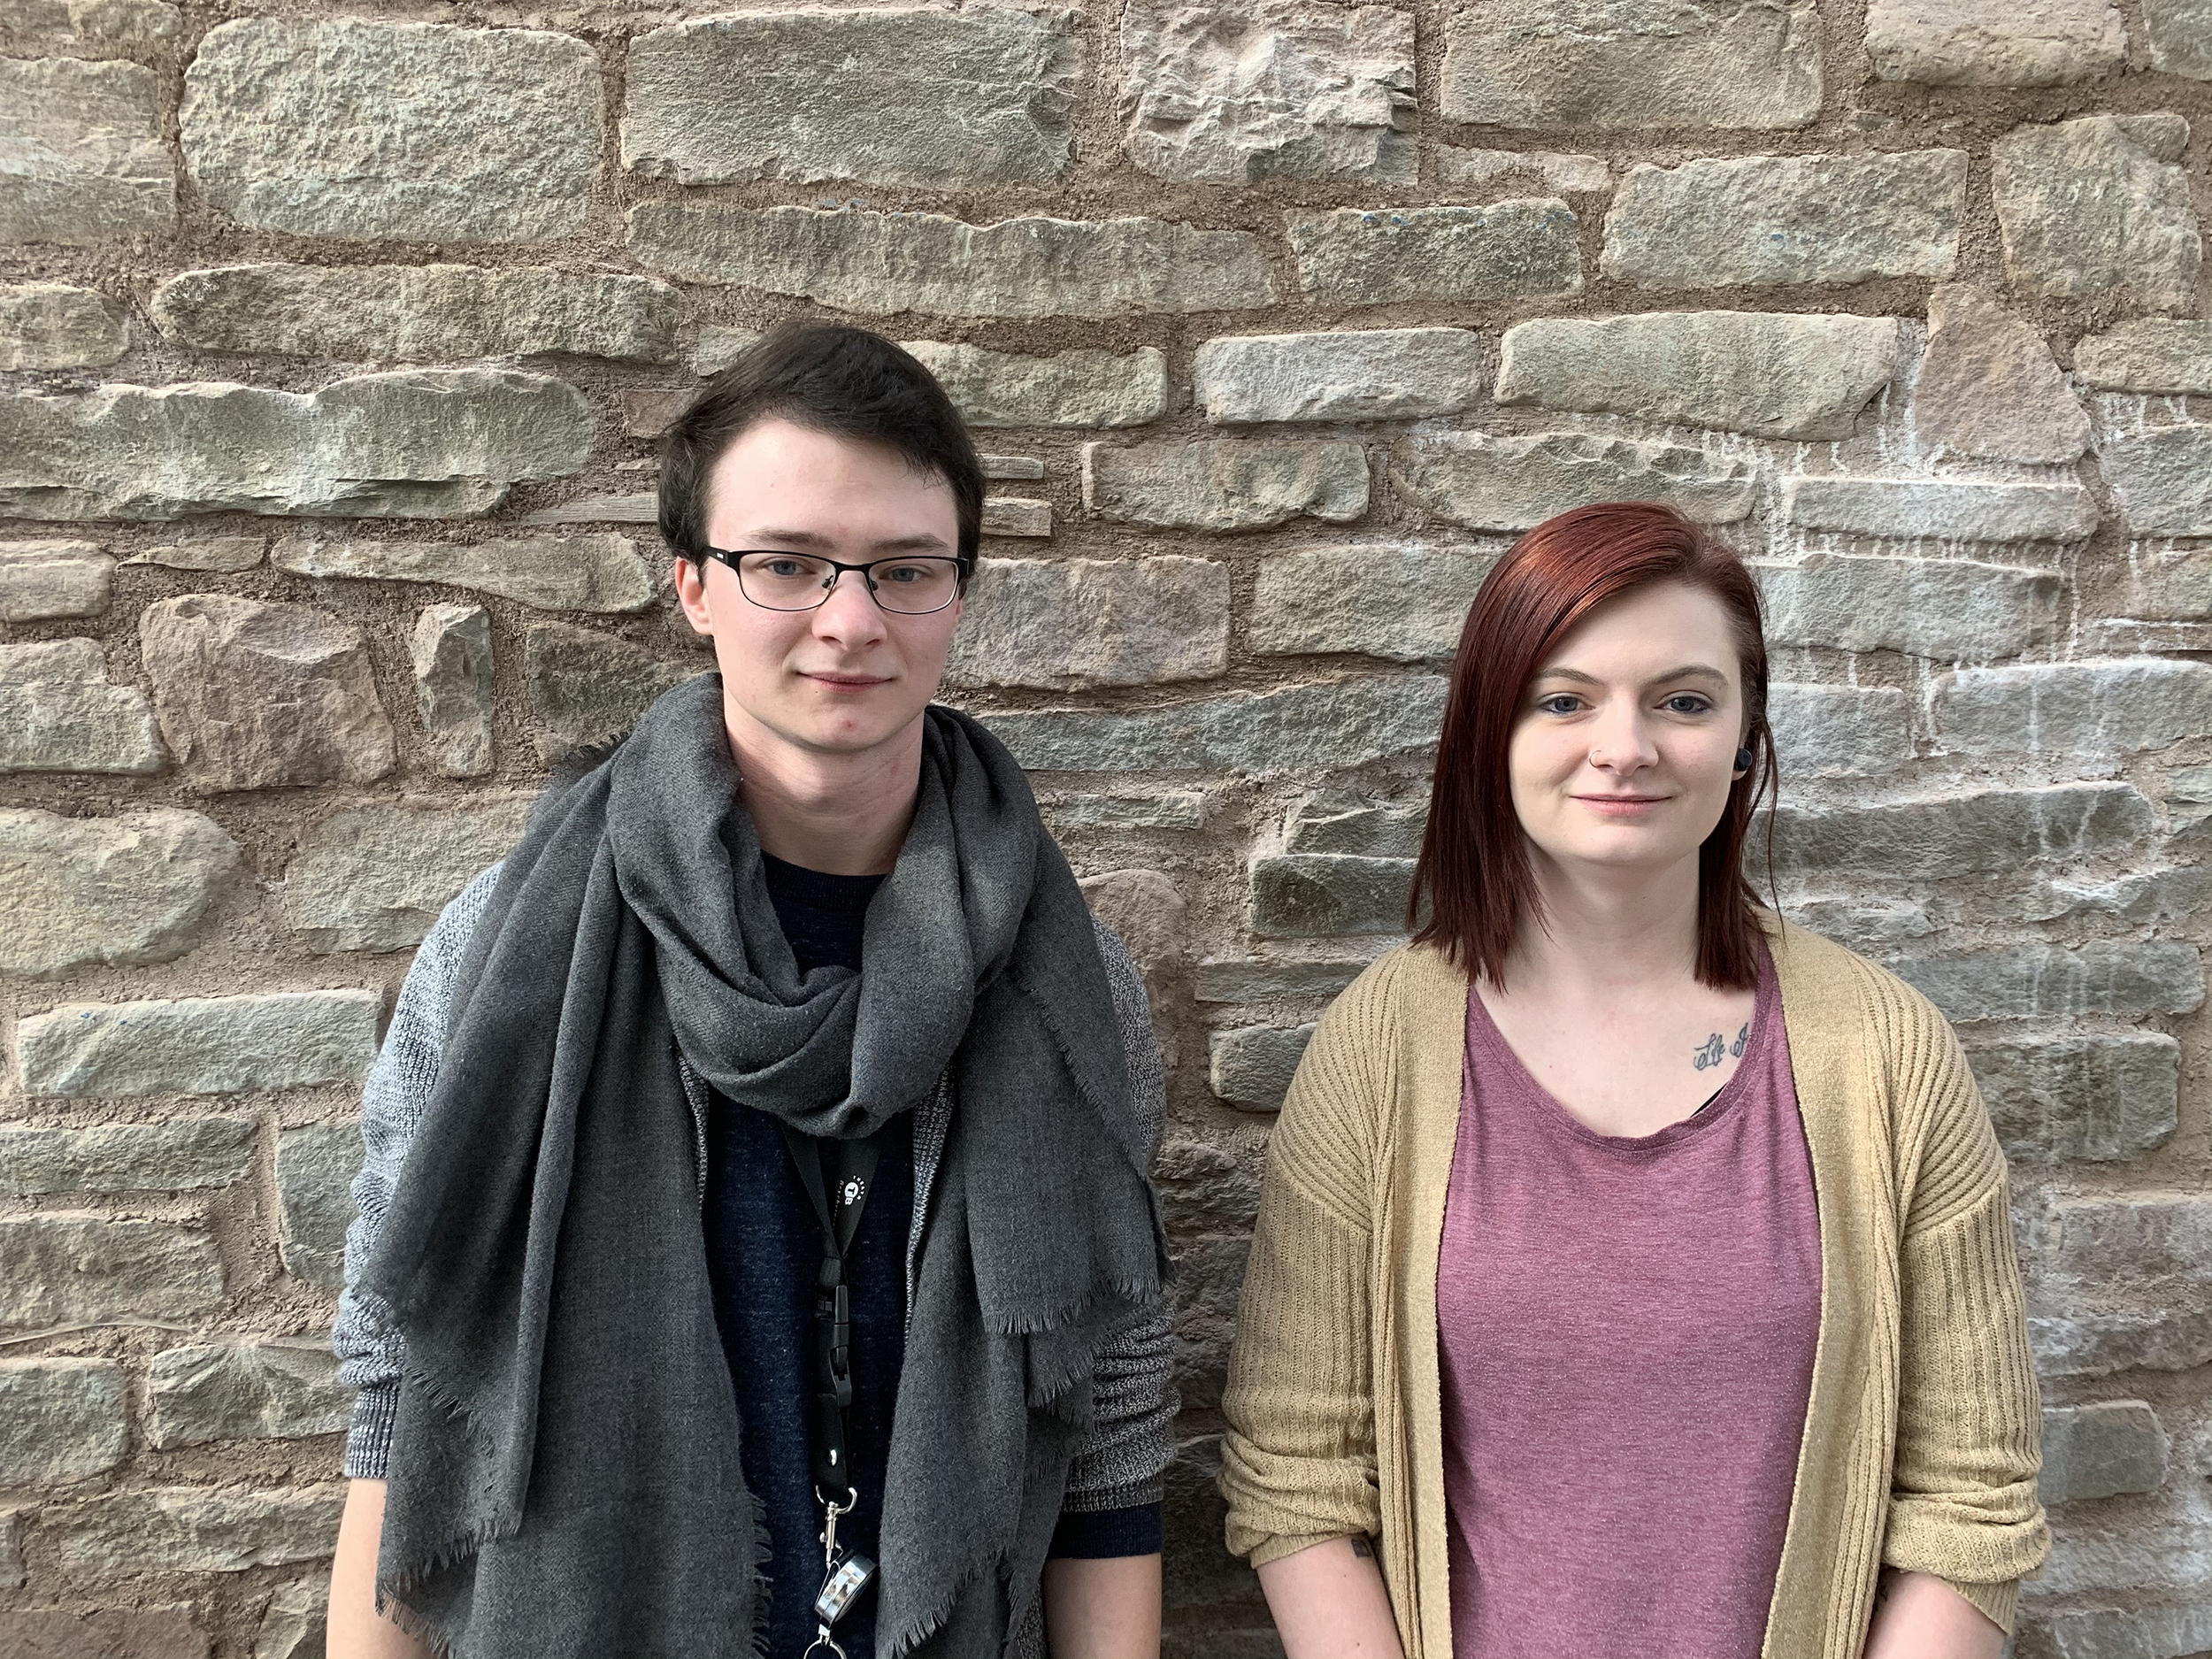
[803,1487,877,1659]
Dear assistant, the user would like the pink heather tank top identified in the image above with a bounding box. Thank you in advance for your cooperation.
[1437,945,1822,1659]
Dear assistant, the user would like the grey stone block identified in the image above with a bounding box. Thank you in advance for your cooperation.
[1756,551,2060,659]
[1889,941,2205,1021]
[1286,795,1425,857]
[0,1216,223,1325]
[984,675,1448,773]
[1440,0,1820,127]
[1438,147,1609,194]
[518,492,658,528]
[1786,896,1934,955]
[1195,329,1486,423]
[2119,546,2212,620]
[625,7,1073,188]
[2099,423,2212,537]
[1778,474,2097,541]
[903,342,1166,428]
[0,1358,125,1481]
[17,989,381,1098]
[2031,1601,2212,1659]
[981,497,1053,539]
[181,19,601,243]
[1193,957,1374,1002]
[1910,285,2089,463]
[148,1340,351,1448]
[46,1486,347,1573]
[1249,543,1494,662]
[1084,440,1369,532]
[152,265,680,364]
[1393,431,1756,533]
[0,1509,19,1588]
[1767,685,1912,778]
[1251,853,1414,937]
[1209,1025,1317,1110]
[142,595,395,792]
[1867,0,2125,83]
[256,1578,326,1659]
[2032,864,2212,925]
[980,454,1046,481]
[2043,1194,2212,1290]
[4,0,182,41]
[0,284,128,370]
[1775,782,2152,878]
[1040,792,1208,832]
[0,539,111,622]
[274,533,653,614]
[0,369,594,521]
[127,537,265,574]
[1286,202,1581,305]
[949,557,1229,690]
[1079,869,1186,993]
[1932,660,2212,757]
[1495,311,1898,442]
[1969,1033,2181,1163]
[283,801,532,954]
[526,621,704,764]
[1121,0,1413,183]
[2144,0,2212,75]
[0,57,174,242]
[276,1124,359,1290]
[1601,150,1967,288]
[630,202,1277,319]
[2039,1401,2167,1504]
[2076,319,2212,394]
[1992,114,2200,311]
[0,1118,257,1194]
[411,603,494,780]
[0,639,161,775]
[0,1608,208,1657]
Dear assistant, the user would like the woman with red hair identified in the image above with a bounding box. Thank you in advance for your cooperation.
[1218,502,2047,1659]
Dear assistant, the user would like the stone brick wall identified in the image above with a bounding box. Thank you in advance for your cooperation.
[1,0,2208,1651]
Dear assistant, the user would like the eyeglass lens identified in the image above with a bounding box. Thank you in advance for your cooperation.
[732,552,962,615]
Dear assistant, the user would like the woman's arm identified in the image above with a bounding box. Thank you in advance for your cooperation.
[327,1480,433,1659]
[1256,1535,1405,1659]
[1861,1568,2005,1659]
[1042,1554,1163,1659]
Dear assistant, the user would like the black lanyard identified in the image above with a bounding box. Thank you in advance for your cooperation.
[778,1123,884,1502]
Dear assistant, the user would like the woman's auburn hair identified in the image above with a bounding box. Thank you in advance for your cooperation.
[1409,500,1778,991]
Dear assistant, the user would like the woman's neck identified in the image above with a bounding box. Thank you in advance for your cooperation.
[1501,847,1704,1001]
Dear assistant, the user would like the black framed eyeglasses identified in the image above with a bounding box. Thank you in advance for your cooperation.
[701,548,968,615]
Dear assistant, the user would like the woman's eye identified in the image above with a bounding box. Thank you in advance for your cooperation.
[1663,695,1713,714]
[1539,695,1582,715]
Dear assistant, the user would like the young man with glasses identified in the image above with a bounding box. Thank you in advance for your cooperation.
[326,325,1175,1659]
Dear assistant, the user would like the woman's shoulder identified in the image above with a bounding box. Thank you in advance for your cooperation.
[1765,913,1961,1052]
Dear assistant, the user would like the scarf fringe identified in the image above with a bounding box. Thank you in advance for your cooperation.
[373,1357,523,1643]
[881,1544,1009,1659]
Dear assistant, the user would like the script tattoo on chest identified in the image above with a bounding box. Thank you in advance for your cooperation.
[1692,1022,1750,1071]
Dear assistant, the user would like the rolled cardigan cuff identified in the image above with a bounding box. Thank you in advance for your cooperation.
[342,1382,399,1480]
[1947,1577,2020,1636]
[1246,1531,1364,1570]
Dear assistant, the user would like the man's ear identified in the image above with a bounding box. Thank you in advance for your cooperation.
[672,556,715,637]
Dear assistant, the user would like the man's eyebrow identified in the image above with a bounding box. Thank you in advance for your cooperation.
[745,526,954,553]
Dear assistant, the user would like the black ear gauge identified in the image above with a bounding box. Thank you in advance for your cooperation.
[1733,746,1755,773]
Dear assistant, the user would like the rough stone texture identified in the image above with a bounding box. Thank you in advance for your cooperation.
[1968,1033,2182,1162]
[2076,319,2212,393]
[0,1609,209,1659]
[1912,286,2090,462]
[1119,0,1414,184]
[46,1486,346,1573]
[630,203,1278,319]
[526,622,704,764]
[0,540,112,622]
[2,0,182,41]
[1248,543,1493,661]
[1495,311,1899,442]
[0,57,174,242]
[1774,782,2154,878]
[985,675,1448,773]
[1079,869,1187,990]
[625,8,1075,188]
[152,265,680,364]
[2031,864,2212,926]
[2144,0,2212,75]
[1194,329,1485,423]
[1991,114,2201,311]
[1286,202,1582,304]
[1767,684,1914,778]
[0,1359,126,1481]
[1209,1024,1315,1110]
[1083,439,1369,531]
[0,1512,26,1589]
[0,805,240,978]
[147,1340,350,1448]
[1251,853,1414,936]
[0,283,127,370]
[2097,424,2212,537]
[1867,0,2126,83]
[1440,0,1822,128]
[903,342,1167,428]
[0,369,595,521]
[16,989,381,1098]
[950,557,1229,689]
[2029,1602,2212,1659]
[1932,661,2212,757]
[518,492,659,528]
[2039,1402,2168,1504]
[0,639,162,775]
[1889,941,2205,1021]
[254,1579,326,1659]
[0,1217,222,1325]
[1043,791,1209,832]
[0,1118,257,1194]
[283,801,532,952]
[275,1125,358,1290]
[1438,147,1609,194]
[274,533,654,615]
[1286,794,1425,856]
[126,537,265,574]
[141,595,396,792]
[411,603,495,779]
[1758,551,2061,658]
[1601,151,1968,288]
[1394,431,1757,533]
[180,20,600,244]
[1193,956,1372,1001]
[2119,547,2212,621]
[982,497,1053,538]
[1778,475,2098,541]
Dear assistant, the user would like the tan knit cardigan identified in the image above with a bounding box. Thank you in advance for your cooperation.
[1219,919,2048,1658]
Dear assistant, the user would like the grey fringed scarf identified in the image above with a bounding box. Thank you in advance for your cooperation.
[360,675,1168,1658]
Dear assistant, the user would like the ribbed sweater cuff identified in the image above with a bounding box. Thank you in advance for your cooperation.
[343,1382,399,1479]
[1948,1577,2020,1635]
[1057,1474,1163,1514]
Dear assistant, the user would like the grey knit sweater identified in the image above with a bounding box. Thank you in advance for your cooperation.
[334,863,1179,1516]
